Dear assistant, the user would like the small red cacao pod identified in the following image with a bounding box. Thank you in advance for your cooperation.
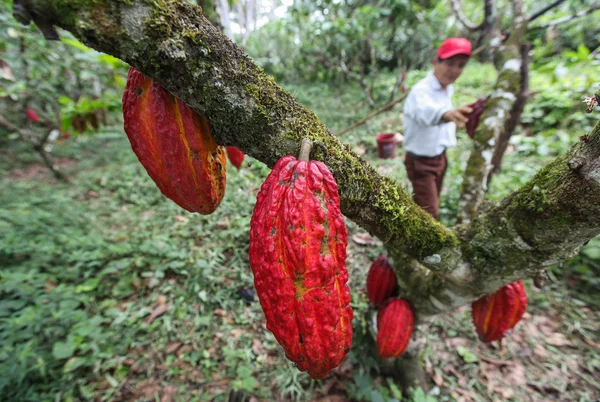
[25,108,39,123]
[471,280,527,342]
[366,254,397,305]
[249,155,353,380]
[376,299,414,359]
[465,96,490,138]
[226,146,244,169]
[122,67,226,214]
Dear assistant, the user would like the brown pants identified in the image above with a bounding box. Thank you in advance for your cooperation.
[404,151,447,219]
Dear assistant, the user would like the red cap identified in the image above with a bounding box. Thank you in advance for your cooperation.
[437,38,472,59]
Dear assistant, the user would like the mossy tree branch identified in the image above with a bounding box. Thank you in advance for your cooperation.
[13,0,455,259]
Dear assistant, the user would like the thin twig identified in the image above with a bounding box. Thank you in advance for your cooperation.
[335,94,408,136]
[527,0,566,23]
[529,6,600,29]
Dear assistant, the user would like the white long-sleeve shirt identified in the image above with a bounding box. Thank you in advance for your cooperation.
[403,72,457,157]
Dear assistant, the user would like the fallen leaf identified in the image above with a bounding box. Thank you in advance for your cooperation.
[213,308,227,317]
[583,337,600,349]
[137,379,161,397]
[546,333,573,347]
[141,210,154,217]
[160,385,177,402]
[445,337,470,348]
[355,145,366,155]
[230,328,244,340]
[533,344,549,358]
[432,371,444,386]
[123,359,136,366]
[157,295,167,306]
[351,232,375,246]
[173,215,189,224]
[216,216,230,229]
[252,338,266,356]
[165,342,182,354]
[145,302,172,324]
[44,279,57,293]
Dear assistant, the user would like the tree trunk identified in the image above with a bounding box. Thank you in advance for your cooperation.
[456,4,528,224]
[218,0,234,39]
[15,0,600,322]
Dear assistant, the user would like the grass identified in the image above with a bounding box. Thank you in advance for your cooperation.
[0,61,599,401]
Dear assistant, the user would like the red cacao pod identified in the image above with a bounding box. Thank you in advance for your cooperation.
[465,96,490,138]
[226,146,244,169]
[471,280,527,342]
[122,67,226,214]
[366,254,397,305]
[376,299,414,359]
[249,154,352,380]
[25,108,39,123]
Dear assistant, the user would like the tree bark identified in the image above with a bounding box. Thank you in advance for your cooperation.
[456,3,527,225]
[14,0,600,321]
[488,43,530,184]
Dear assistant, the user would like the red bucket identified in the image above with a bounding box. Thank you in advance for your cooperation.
[376,133,397,159]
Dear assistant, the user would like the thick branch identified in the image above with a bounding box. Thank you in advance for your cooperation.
[488,43,530,183]
[394,119,600,318]
[17,0,456,258]
[457,18,527,224]
[450,0,485,31]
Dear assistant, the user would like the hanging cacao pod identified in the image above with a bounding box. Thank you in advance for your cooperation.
[226,146,245,170]
[25,108,39,123]
[471,280,527,342]
[366,254,397,305]
[122,67,226,214]
[376,298,414,359]
[465,96,490,138]
[249,154,352,380]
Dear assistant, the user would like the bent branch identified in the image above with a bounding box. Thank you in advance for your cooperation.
[14,0,455,258]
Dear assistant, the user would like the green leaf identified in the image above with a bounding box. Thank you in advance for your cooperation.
[371,390,385,402]
[63,357,86,373]
[457,346,479,363]
[52,341,75,360]
[76,277,100,293]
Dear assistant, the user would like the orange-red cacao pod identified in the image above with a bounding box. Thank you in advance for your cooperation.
[226,146,244,169]
[25,108,39,123]
[366,254,397,305]
[376,299,414,359]
[471,280,527,342]
[249,155,352,380]
[122,67,226,214]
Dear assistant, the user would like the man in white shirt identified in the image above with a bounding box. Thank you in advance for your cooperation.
[403,37,473,219]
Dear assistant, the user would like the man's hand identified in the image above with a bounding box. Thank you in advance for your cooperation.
[442,105,473,128]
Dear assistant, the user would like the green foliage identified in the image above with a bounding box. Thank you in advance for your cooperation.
[0,0,127,139]
[246,0,451,88]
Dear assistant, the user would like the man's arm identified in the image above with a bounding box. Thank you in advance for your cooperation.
[441,105,472,128]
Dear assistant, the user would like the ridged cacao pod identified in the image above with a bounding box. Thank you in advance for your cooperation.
[376,299,414,359]
[249,155,352,380]
[226,146,244,169]
[366,254,397,305]
[471,280,527,342]
[122,67,226,214]
[465,96,490,138]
